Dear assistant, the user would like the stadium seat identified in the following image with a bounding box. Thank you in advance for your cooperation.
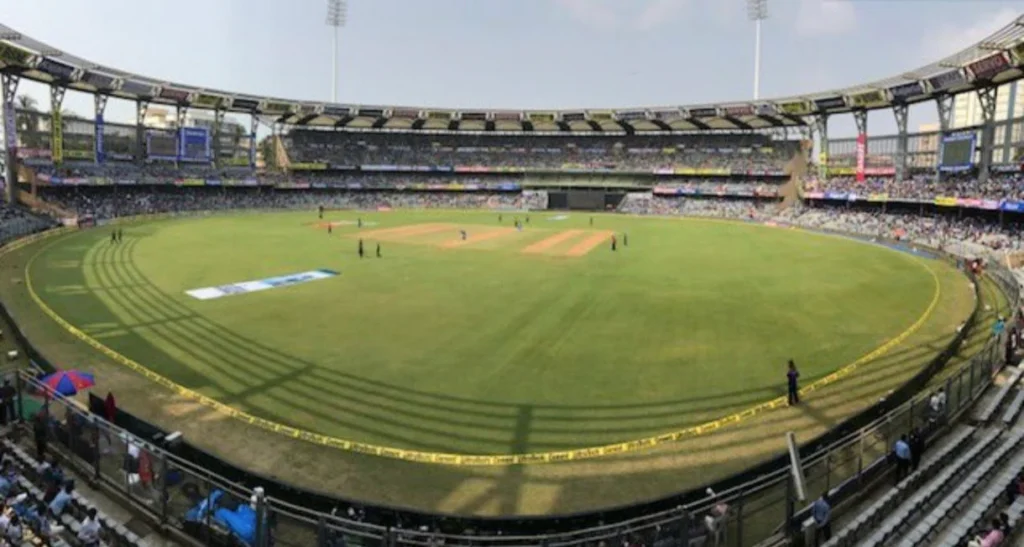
[974,368,1023,423]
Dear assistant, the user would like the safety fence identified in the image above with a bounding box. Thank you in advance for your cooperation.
[0,219,1017,547]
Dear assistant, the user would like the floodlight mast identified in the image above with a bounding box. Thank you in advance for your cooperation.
[747,0,768,100]
[325,0,348,103]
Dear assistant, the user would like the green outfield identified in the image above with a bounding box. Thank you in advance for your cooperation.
[1,209,984,515]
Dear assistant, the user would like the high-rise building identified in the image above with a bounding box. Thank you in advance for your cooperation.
[952,81,1019,128]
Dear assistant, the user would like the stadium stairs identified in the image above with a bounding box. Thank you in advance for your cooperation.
[815,364,1024,547]
[0,437,147,546]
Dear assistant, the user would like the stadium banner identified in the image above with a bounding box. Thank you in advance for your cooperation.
[992,163,1022,173]
[64,150,92,160]
[723,105,755,117]
[1002,200,1024,212]
[981,199,1001,210]
[928,69,965,92]
[262,101,293,114]
[957,198,982,208]
[968,52,1010,81]
[673,167,697,175]
[688,107,717,118]
[94,114,105,164]
[526,112,555,122]
[652,185,681,195]
[1011,42,1024,66]
[174,178,205,187]
[562,112,586,122]
[867,193,888,202]
[0,43,31,68]
[805,191,825,199]
[491,111,522,121]
[232,98,260,111]
[322,105,350,118]
[461,112,487,121]
[289,162,328,171]
[310,182,328,189]
[653,168,674,175]
[695,167,731,176]
[51,111,63,164]
[652,109,681,120]
[91,177,113,186]
[178,127,210,162]
[855,133,867,182]
[205,178,221,186]
[120,80,154,97]
[934,196,958,207]
[37,58,75,81]
[849,90,888,108]
[186,269,339,301]
[3,101,16,152]
[82,71,116,90]
[617,110,647,121]
[158,87,190,103]
[391,108,419,118]
[587,111,614,121]
[828,167,855,176]
[192,94,224,109]
[426,111,453,120]
[824,192,847,200]
[814,96,847,110]
[865,166,896,176]
[888,82,924,100]
[497,182,520,191]
[777,101,812,115]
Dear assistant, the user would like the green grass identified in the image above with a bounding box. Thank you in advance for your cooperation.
[2,209,980,516]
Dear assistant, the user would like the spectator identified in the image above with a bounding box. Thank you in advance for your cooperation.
[48,482,73,517]
[893,435,912,483]
[5,514,22,543]
[787,360,800,406]
[930,388,947,423]
[909,428,924,471]
[32,410,48,461]
[812,492,831,545]
[77,507,101,547]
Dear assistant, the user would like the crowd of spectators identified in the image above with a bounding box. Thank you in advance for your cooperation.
[37,187,548,219]
[284,131,799,172]
[814,172,1024,201]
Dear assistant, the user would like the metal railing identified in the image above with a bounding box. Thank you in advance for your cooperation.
[0,222,1018,547]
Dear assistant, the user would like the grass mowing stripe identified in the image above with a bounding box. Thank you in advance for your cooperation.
[24,223,946,467]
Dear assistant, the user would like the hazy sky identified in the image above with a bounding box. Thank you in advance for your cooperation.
[2,0,1023,137]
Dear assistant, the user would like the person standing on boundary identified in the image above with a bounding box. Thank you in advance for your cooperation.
[376,243,381,258]
[358,239,364,259]
[893,434,912,483]
[623,233,628,247]
[787,360,800,405]
[328,223,332,235]
[611,235,617,251]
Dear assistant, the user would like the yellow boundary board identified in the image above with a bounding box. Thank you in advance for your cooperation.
[11,217,943,466]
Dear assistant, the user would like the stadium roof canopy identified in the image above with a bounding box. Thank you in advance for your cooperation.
[2,17,1024,133]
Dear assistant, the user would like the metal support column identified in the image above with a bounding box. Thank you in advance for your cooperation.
[893,104,909,182]
[0,73,19,203]
[93,94,107,165]
[249,114,258,168]
[814,114,829,182]
[213,109,225,167]
[1003,81,1018,163]
[977,86,998,183]
[49,85,65,165]
[854,109,868,182]
[135,100,149,165]
[935,94,954,184]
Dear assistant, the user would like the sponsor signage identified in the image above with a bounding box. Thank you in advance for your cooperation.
[82,71,115,89]
[855,133,867,182]
[322,105,350,117]
[158,87,190,102]
[587,111,614,121]
[192,94,224,108]
[461,112,487,121]
[120,80,154,96]
[888,82,924,100]
[1002,200,1024,212]
[526,112,555,122]
[652,109,681,120]
[724,105,754,117]
[492,111,522,121]
[426,110,453,120]
[968,53,1010,80]
[777,101,812,115]
[848,90,887,108]
[562,112,586,122]
[262,101,293,114]
[928,69,965,92]
[37,58,75,81]
[814,96,847,110]
[688,107,718,118]
[867,193,888,202]
[755,104,776,116]
[617,110,647,121]
[231,98,260,111]
[934,196,959,207]
[391,108,419,118]
[290,162,328,170]
[186,269,340,300]
[356,107,384,118]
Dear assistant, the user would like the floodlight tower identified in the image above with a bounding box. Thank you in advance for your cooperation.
[325,0,348,103]
[747,0,768,100]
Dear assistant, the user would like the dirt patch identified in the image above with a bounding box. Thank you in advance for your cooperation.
[521,230,584,254]
[564,231,614,257]
[355,223,454,241]
[441,228,518,249]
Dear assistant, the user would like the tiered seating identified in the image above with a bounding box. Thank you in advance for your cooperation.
[820,426,977,547]
[974,368,1023,423]
[2,440,142,546]
[934,447,1024,546]
[899,425,1024,546]
[1003,388,1024,426]
[855,428,1003,546]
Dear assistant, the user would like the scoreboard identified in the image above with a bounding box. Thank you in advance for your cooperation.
[145,127,210,162]
[939,133,976,172]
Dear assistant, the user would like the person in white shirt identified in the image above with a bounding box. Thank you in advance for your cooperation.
[930,388,947,423]
[77,508,101,547]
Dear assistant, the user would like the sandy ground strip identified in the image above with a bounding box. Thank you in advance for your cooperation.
[520,230,585,254]
[564,231,615,257]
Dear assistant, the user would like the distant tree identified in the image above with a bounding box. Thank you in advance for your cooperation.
[258,136,278,170]
[14,95,41,148]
